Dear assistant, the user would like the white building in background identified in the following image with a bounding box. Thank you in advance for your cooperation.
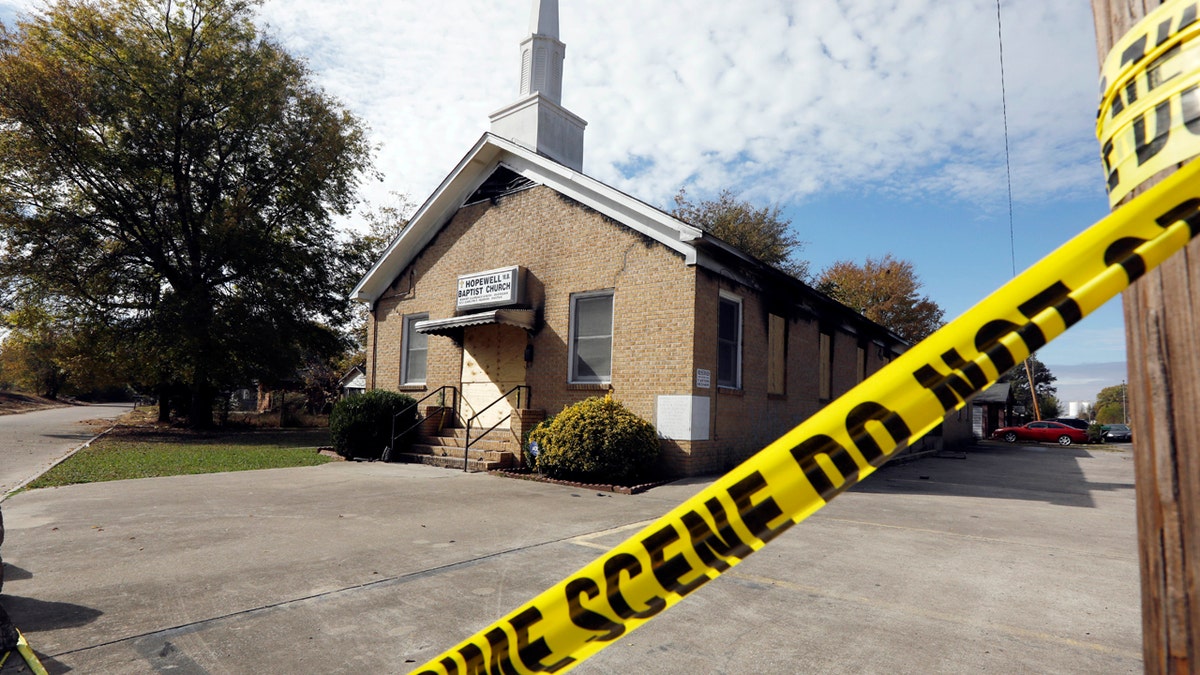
[1067,400,1092,418]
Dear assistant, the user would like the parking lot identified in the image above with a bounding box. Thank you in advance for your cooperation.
[1,440,1140,673]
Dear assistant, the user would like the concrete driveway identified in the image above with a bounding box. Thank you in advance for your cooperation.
[0,441,1140,674]
[0,403,133,499]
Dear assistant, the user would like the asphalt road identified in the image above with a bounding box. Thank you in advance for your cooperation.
[0,440,1140,674]
[0,403,133,498]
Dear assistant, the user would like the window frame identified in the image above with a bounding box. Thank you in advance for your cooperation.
[856,344,867,384]
[568,290,615,384]
[717,292,743,390]
[768,313,786,396]
[401,313,429,386]
[818,331,833,400]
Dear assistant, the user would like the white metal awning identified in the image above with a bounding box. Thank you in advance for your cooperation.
[413,309,537,336]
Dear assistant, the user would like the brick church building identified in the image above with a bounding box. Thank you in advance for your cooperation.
[352,0,911,475]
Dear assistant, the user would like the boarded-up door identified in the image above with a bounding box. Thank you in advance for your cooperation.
[461,324,527,430]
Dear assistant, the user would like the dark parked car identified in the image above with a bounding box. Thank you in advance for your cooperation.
[1052,417,1091,431]
[1101,423,1133,442]
[992,420,1090,446]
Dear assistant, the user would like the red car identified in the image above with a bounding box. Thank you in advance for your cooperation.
[992,420,1090,446]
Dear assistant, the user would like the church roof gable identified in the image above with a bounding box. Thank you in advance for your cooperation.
[351,133,704,304]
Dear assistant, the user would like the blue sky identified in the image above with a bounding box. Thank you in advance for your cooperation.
[0,1,1126,401]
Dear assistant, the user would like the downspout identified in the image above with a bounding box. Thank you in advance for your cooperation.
[370,302,379,390]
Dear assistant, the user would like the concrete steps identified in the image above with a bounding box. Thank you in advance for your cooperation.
[396,427,519,471]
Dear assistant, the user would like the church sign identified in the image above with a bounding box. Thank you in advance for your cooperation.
[457,265,522,310]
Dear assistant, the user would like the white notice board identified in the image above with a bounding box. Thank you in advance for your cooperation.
[656,395,710,441]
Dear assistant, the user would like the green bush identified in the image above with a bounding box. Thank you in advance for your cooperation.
[523,415,554,469]
[528,396,659,481]
[329,390,416,460]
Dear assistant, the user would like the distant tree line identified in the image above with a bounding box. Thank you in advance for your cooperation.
[670,189,946,343]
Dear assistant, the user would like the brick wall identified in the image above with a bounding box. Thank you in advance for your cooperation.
[367,185,699,466]
[677,270,899,475]
[366,182,909,477]
[683,271,822,473]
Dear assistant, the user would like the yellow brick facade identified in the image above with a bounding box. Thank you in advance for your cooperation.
[367,183,900,476]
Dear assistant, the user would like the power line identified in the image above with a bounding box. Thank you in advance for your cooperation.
[995,0,1041,420]
[996,0,1017,278]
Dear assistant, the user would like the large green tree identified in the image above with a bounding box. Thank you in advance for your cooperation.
[0,0,373,425]
[814,254,945,342]
[670,188,809,279]
[1094,383,1128,424]
[999,355,1058,423]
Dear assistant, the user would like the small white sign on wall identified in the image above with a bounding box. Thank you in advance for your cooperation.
[656,395,710,441]
[695,368,711,389]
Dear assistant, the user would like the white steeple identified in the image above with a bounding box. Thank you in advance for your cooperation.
[529,0,558,35]
[490,0,586,171]
[520,0,563,102]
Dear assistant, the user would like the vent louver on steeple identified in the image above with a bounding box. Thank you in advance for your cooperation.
[489,0,586,172]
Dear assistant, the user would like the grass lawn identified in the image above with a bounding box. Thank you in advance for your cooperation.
[26,425,334,490]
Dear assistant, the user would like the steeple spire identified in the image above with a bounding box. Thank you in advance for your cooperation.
[520,0,564,103]
[529,0,558,38]
[489,0,586,171]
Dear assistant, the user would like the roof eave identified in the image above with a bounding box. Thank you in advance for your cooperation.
[351,133,705,304]
[351,134,505,304]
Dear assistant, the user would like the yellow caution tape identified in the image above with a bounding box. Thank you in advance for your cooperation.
[413,11,1200,671]
[412,163,1200,675]
[1098,0,1200,207]
[0,632,48,675]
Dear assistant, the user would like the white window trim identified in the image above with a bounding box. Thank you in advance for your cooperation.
[401,313,429,385]
[718,291,743,389]
[568,290,614,384]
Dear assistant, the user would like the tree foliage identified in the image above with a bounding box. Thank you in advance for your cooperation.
[999,355,1058,422]
[329,389,416,460]
[341,190,415,354]
[356,191,416,255]
[814,254,945,342]
[1094,382,1128,424]
[0,301,133,398]
[0,0,373,424]
[670,188,808,279]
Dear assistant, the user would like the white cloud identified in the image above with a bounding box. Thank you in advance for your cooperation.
[3,0,1105,218]
[1043,361,1129,404]
[254,0,1106,216]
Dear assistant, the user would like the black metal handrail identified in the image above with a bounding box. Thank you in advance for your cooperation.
[463,385,531,471]
[385,386,458,462]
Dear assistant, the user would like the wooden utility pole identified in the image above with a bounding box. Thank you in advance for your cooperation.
[1090,1,1200,672]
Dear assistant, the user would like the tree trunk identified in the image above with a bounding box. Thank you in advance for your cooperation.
[1090,2,1200,672]
[188,361,215,429]
[156,381,171,423]
[181,285,217,429]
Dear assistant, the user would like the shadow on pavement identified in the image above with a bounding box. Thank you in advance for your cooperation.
[0,648,71,675]
[0,595,99,674]
[0,596,102,633]
[854,442,1135,508]
[0,566,30,582]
